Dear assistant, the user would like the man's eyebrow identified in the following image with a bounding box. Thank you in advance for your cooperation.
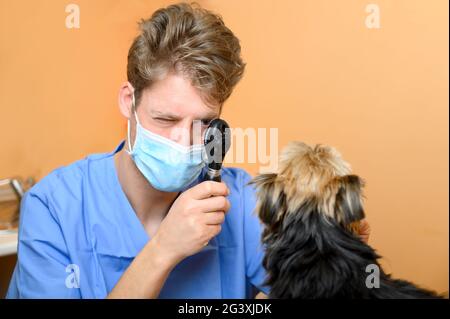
[199,108,220,121]
[199,112,219,121]
[150,110,182,120]
[150,110,219,121]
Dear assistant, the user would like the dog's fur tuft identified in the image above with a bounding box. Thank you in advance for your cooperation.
[251,141,441,299]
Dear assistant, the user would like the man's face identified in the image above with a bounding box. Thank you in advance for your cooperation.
[131,73,220,147]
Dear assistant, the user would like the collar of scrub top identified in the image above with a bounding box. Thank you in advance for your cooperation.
[108,141,218,257]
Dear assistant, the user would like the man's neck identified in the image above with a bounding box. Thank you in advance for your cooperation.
[114,149,179,235]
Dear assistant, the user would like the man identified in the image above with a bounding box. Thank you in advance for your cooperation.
[7,3,369,298]
[7,3,264,299]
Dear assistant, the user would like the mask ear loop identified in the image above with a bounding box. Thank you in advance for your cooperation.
[127,91,139,154]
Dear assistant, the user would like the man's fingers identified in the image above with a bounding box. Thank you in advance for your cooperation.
[203,212,225,225]
[186,181,229,200]
[207,224,222,237]
[196,196,230,214]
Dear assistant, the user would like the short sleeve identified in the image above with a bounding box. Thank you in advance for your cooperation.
[6,190,81,299]
[241,172,270,296]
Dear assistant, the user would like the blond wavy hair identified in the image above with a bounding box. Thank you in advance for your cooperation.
[127,2,245,108]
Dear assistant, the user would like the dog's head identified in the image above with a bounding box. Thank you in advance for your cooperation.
[251,141,365,242]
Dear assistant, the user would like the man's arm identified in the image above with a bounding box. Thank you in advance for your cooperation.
[7,192,81,298]
[107,236,175,298]
[108,181,230,298]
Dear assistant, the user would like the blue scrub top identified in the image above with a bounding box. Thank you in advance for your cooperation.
[6,141,269,298]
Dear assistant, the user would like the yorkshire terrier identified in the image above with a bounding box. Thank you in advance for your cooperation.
[251,142,442,299]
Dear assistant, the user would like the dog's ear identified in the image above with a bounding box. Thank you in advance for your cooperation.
[321,174,365,231]
[250,173,286,229]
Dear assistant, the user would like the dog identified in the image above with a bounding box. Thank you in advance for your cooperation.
[251,141,442,299]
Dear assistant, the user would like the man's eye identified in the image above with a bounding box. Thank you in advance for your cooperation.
[155,118,174,123]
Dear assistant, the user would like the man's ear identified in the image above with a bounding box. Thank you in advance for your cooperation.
[118,82,135,119]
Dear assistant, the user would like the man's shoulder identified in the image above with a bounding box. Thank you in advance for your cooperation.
[27,150,114,201]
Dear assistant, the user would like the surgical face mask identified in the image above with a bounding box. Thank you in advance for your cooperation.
[126,93,205,192]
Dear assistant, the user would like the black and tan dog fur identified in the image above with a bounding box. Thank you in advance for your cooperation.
[251,142,441,299]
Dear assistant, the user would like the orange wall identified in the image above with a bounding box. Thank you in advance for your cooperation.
[0,0,448,293]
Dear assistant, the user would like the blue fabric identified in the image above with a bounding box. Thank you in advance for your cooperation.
[6,141,269,299]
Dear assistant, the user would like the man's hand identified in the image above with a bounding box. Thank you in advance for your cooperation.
[152,181,231,266]
[358,218,371,244]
